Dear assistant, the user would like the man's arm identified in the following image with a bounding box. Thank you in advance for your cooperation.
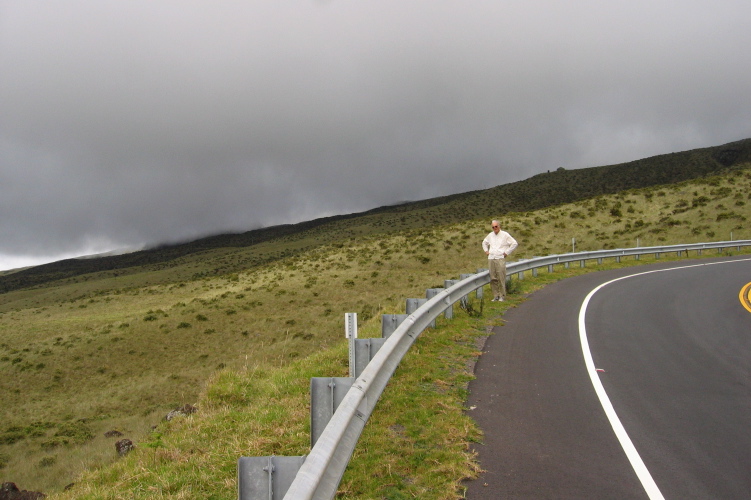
[482,234,491,254]
[505,234,518,256]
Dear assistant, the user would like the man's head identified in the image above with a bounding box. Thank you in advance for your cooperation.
[491,220,500,234]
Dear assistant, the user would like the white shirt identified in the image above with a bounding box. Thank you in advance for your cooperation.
[482,230,518,260]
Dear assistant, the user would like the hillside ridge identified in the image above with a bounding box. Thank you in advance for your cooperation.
[2,137,749,294]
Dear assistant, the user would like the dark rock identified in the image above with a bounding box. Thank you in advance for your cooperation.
[165,403,197,421]
[0,482,46,500]
[115,439,135,457]
[104,430,123,438]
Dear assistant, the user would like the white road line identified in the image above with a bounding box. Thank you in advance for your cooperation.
[578,257,751,499]
[579,276,665,500]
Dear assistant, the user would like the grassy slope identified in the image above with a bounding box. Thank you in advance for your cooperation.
[0,150,749,495]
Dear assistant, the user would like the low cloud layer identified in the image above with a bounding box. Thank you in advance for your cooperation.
[2,1,750,270]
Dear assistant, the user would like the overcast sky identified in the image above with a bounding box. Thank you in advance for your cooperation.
[2,1,750,271]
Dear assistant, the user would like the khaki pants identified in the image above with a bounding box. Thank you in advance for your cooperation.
[489,258,507,299]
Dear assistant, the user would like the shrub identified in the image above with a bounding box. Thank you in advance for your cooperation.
[692,196,709,207]
[0,428,25,445]
[42,420,94,449]
[506,276,522,295]
[717,212,745,222]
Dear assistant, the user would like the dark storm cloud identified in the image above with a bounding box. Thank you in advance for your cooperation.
[1,0,750,270]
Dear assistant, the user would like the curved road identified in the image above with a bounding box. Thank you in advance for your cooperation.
[463,256,751,499]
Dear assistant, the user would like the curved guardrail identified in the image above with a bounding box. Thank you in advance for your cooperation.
[283,272,489,499]
[508,240,751,276]
[241,239,751,499]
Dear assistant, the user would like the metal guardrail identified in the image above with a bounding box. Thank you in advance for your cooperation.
[508,240,751,277]
[240,239,751,499]
[281,272,489,500]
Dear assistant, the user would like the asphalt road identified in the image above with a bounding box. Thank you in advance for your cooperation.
[463,256,751,499]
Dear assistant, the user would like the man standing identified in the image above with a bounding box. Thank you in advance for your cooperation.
[482,220,518,301]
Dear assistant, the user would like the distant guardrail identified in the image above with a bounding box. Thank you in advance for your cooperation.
[238,239,751,499]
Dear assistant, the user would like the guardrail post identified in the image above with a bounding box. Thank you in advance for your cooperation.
[565,261,570,269]
[580,259,585,268]
[548,264,554,273]
[655,252,661,259]
[616,255,621,263]
[460,274,474,307]
[381,314,408,339]
[353,338,387,378]
[406,298,427,315]
[346,312,388,379]
[310,377,354,447]
[476,269,488,299]
[444,280,458,319]
[597,257,603,265]
[238,455,306,500]
[425,288,442,327]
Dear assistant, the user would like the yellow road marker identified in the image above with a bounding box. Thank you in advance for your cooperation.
[740,282,751,314]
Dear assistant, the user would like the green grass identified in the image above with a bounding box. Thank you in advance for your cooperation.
[0,162,749,496]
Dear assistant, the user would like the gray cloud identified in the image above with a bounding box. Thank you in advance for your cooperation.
[1,0,750,269]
